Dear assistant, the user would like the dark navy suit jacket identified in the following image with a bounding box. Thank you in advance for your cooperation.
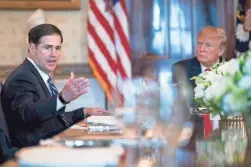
[172,57,202,105]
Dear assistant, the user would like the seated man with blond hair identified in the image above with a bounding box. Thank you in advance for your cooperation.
[170,27,227,148]
[172,26,227,104]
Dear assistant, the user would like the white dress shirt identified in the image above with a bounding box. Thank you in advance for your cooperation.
[200,59,219,72]
[27,57,65,111]
[200,64,208,72]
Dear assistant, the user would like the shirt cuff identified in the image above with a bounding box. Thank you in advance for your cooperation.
[56,96,66,111]
[83,108,91,118]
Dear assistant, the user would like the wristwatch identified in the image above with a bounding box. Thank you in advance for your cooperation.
[58,92,70,104]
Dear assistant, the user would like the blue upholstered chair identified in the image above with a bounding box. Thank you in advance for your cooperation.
[0,81,17,164]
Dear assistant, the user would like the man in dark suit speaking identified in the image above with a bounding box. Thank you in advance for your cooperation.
[172,26,227,104]
[1,24,109,148]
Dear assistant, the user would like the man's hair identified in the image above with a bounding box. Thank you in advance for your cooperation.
[28,24,63,44]
[198,26,227,56]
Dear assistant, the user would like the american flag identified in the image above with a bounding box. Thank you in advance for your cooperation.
[88,0,131,102]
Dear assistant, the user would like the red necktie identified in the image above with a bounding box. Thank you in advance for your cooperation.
[205,67,211,72]
[204,114,213,138]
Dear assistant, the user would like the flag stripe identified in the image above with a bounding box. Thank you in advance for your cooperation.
[90,0,114,42]
[113,1,131,78]
[88,33,117,87]
[115,30,131,78]
[89,10,116,61]
[113,2,129,39]
[88,21,118,75]
[88,0,131,102]
[114,15,130,59]
[119,0,127,15]
[89,48,113,100]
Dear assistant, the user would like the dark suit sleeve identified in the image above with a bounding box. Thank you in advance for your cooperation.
[172,61,194,104]
[172,63,178,84]
[7,73,59,124]
[62,108,86,125]
[172,62,188,85]
[171,73,196,149]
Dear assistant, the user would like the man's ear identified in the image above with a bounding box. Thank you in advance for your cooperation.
[29,43,36,53]
[218,46,225,57]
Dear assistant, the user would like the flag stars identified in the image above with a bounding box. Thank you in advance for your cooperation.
[104,0,113,13]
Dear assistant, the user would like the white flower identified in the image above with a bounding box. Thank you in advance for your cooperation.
[242,56,251,74]
[197,73,207,81]
[205,85,216,100]
[194,85,204,98]
[206,50,251,114]
[222,93,236,113]
[196,82,206,89]
[236,23,250,42]
[211,77,232,98]
[238,76,251,90]
[227,59,239,75]
[236,50,242,57]
[217,63,228,74]
[203,71,221,83]
[222,92,248,113]
[194,72,211,89]
[218,59,239,75]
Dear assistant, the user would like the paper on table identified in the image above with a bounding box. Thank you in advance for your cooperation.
[87,116,118,125]
[16,146,123,167]
[70,125,88,130]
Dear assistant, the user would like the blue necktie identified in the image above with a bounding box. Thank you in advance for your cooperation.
[47,77,58,96]
[47,77,71,127]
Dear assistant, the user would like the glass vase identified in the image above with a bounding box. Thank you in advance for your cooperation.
[242,113,251,147]
[196,114,248,166]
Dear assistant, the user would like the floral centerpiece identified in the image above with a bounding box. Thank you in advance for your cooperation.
[208,51,251,115]
[193,51,251,163]
[190,57,239,114]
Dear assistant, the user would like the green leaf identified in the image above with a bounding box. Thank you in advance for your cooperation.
[232,71,243,83]
[190,76,197,80]
[238,53,246,72]
[195,76,205,82]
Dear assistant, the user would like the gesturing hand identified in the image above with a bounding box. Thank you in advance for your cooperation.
[61,72,90,103]
[244,10,251,31]
[84,108,112,116]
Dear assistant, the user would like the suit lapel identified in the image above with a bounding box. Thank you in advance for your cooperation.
[188,57,201,88]
[188,57,222,83]
[22,59,51,98]
[190,57,222,78]
[189,57,201,79]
